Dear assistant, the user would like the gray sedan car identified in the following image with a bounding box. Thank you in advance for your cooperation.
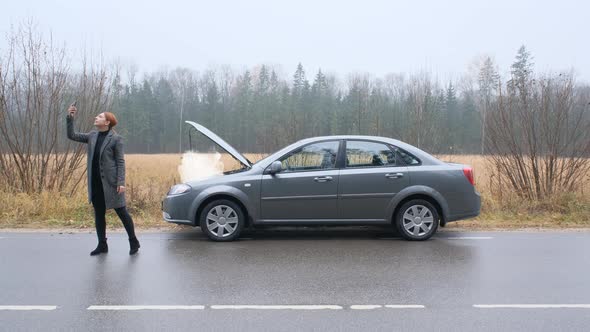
[162,121,480,241]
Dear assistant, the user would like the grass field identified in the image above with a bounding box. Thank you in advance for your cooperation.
[0,153,588,230]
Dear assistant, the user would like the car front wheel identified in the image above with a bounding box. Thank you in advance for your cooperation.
[395,199,439,241]
[199,199,245,241]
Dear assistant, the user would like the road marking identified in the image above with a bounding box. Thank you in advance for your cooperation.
[350,305,382,310]
[444,237,493,240]
[385,305,426,309]
[210,305,342,310]
[349,305,425,309]
[0,306,57,311]
[10,304,590,311]
[87,305,205,310]
[474,304,590,309]
[378,236,493,240]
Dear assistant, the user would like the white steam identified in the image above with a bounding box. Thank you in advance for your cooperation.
[178,151,224,182]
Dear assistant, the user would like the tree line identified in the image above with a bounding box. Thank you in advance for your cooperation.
[112,62,483,155]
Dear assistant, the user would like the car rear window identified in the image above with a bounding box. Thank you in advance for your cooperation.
[395,147,421,166]
[345,141,396,168]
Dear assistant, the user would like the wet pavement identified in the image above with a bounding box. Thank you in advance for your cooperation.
[1,227,590,331]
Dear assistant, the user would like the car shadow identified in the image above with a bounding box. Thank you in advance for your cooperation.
[167,225,410,241]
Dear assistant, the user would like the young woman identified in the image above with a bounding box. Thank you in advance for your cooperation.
[66,104,140,255]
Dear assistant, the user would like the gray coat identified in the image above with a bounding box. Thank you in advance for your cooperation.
[66,115,126,209]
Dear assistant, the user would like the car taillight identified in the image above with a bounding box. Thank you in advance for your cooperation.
[463,167,475,186]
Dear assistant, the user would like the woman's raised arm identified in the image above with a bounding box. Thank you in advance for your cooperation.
[66,105,89,143]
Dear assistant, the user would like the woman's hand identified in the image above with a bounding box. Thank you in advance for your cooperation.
[67,105,77,116]
[117,186,126,194]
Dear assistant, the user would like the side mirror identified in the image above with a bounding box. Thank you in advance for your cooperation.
[267,161,282,175]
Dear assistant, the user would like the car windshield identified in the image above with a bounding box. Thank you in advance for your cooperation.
[251,153,274,166]
[251,141,303,167]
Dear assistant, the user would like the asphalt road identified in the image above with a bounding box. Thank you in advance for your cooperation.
[1,227,590,331]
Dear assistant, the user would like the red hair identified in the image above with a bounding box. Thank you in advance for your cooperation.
[104,112,118,128]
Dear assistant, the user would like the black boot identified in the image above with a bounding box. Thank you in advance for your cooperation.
[129,237,140,255]
[90,240,108,256]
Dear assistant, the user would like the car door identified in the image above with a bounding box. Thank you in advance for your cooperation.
[338,140,409,222]
[260,140,341,221]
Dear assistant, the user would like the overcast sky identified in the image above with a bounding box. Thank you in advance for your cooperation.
[1,0,587,82]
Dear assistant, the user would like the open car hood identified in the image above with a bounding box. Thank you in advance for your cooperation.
[185,121,252,168]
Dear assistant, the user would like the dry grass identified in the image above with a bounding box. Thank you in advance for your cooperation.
[0,154,589,230]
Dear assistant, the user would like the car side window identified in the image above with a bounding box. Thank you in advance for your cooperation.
[395,147,421,165]
[345,141,396,168]
[279,141,339,172]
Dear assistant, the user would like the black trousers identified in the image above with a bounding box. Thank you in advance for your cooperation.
[91,178,136,242]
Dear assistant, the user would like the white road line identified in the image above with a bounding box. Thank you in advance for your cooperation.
[474,304,590,309]
[385,305,426,309]
[350,305,382,310]
[444,237,493,240]
[12,304,590,311]
[378,237,494,240]
[350,305,426,309]
[0,305,57,311]
[210,305,343,310]
[87,305,205,310]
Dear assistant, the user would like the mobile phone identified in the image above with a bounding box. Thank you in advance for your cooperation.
[69,101,77,116]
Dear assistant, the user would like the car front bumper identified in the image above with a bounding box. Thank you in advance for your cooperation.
[161,193,195,226]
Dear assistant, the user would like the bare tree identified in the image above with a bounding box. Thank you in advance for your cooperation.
[478,56,499,155]
[347,73,372,135]
[0,22,115,194]
[486,47,590,199]
[405,72,442,153]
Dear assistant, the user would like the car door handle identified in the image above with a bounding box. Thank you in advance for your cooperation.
[385,173,404,179]
[314,176,333,182]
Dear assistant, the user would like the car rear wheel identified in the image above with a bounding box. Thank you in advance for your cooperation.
[199,199,245,241]
[395,199,439,241]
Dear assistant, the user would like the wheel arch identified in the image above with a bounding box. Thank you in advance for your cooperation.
[388,187,449,226]
[189,185,253,227]
[194,193,251,227]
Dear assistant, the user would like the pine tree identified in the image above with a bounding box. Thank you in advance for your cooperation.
[509,45,534,96]
[293,63,306,94]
